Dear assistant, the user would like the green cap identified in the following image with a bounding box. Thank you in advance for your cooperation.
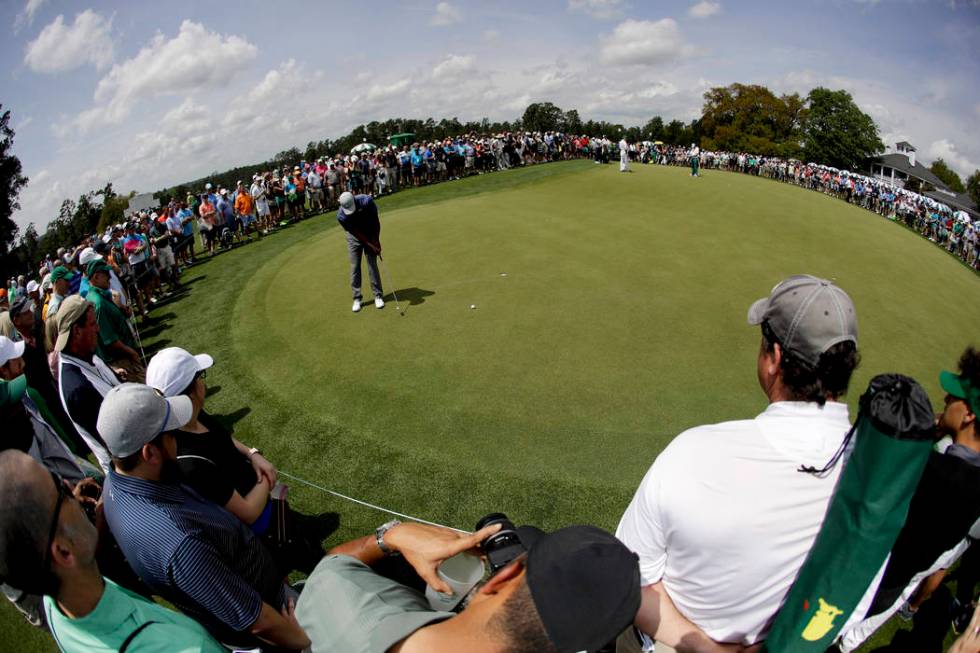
[0,374,27,407]
[940,370,980,416]
[86,259,111,279]
[50,266,74,283]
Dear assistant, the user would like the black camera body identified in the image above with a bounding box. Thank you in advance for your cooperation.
[476,512,525,574]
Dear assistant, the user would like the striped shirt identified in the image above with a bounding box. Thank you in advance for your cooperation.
[103,470,285,644]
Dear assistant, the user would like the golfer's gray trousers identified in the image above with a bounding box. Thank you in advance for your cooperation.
[347,232,382,300]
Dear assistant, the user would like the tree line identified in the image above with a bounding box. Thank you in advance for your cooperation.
[3,85,980,281]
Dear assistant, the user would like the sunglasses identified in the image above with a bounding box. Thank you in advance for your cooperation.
[43,471,70,572]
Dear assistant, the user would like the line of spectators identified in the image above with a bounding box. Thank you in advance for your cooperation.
[0,137,977,653]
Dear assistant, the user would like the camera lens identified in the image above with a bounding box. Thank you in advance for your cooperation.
[476,513,526,573]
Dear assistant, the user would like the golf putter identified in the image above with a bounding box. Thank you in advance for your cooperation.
[378,256,404,316]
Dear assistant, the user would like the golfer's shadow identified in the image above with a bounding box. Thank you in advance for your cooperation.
[386,287,435,306]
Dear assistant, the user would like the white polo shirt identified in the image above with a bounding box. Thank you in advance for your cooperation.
[616,401,852,645]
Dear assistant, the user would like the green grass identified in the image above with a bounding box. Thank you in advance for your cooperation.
[5,160,978,651]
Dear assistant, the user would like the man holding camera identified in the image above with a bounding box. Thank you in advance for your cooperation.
[617,274,860,651]
[296,517,641,653]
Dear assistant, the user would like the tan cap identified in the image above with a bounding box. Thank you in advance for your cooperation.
[54,295,93,352]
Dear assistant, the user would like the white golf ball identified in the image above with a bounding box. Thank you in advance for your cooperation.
[470,304,476,309]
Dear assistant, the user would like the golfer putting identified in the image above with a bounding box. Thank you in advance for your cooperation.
[337,191,385,312]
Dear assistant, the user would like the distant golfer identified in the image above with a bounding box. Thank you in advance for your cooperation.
[619,137,630,173]
[689,143,701,177]
[337,191,384,312]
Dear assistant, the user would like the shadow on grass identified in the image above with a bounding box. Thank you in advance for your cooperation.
[205,384,222,398]
[138,322,172,340]
[143,338,172,357]
[212,406,251,428]
[389,287,435,306]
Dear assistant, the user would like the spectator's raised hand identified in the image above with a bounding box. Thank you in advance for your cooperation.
[384,521,501,594]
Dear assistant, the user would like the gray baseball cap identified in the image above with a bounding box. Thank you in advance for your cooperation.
[747,274,858,367]
[96,383,193,458]
[338,191,356,215]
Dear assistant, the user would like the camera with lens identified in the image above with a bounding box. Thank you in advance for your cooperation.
[475,512,525,574]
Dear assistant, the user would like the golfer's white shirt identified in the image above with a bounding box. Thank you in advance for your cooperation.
[617,401,852,645]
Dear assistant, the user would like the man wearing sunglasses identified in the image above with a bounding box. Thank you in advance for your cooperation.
[0,450,225,652]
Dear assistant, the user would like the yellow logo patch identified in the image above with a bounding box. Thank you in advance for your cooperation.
[801,597,844,641]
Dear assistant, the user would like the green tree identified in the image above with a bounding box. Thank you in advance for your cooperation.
[98,194,130,232]
[643,116,664,141]
[0,105,29,258]
[929,159,966,193]
[967,170,980,210]
[802,87,883,169]
[699,84,806,156]
[562,109,583,134]
[520,102,564,133]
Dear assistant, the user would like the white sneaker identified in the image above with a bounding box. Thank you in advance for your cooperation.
[352,300,362,313]
[374,296,385,309]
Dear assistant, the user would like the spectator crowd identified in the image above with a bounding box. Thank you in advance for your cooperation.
[0,131,977,653]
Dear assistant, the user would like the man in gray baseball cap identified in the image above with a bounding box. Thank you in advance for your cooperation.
[616,274,860,651]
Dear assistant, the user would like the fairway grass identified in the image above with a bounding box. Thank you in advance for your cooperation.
[3,160,978,651]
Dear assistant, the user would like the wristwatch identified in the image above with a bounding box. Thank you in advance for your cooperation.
[375,519,402,556]
[248,447,261,459]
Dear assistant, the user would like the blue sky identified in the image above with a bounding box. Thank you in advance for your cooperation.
[3,0,979,232]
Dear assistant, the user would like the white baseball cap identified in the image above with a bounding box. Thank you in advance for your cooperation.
[339,192,356,215]
[0,336,26,367]
[26,280,39,294]
[78,247,99,266]
[146,346,214,397]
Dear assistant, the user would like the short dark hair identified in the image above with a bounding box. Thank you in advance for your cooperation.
[487,579,557,653]
[112,432,167,472]
[763,324,860,406]
[0,452,58,595]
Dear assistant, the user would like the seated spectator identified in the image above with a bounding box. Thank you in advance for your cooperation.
[834,346,980,652]
[55,296,121,471]
[7,298,85,454]
[617,274,860,650]
[145,346,335,574]
[0,450,225,652]
[98,383,311,651]
[296,522,641,653]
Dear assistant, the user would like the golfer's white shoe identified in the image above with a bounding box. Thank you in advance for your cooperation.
[352,299,362,313]
[374,296,385,309]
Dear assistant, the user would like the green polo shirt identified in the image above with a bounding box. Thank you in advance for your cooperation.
[296,555,454,653]
[44,577,225,653]
[87,285,135,360]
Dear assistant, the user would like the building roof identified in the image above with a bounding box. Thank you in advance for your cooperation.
[875,153,947,189]
[922,188,980,220]
[895,141,916,151]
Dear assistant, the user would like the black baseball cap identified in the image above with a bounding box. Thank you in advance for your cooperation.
[517,525,640,653]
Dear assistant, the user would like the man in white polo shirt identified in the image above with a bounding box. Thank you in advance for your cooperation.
[616,274,861,651]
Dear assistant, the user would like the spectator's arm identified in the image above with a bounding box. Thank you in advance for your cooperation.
[106,338,140,363]
[251,598,310,651]
[635,582,747,653]
[224,476,271,526]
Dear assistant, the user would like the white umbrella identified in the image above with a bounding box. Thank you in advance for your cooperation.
[351,143,377,154]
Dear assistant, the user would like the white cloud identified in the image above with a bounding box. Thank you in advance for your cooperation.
[431,2,462,26]
[926,139,980,178]
[568,0,629,20]
[483,29,500,42]
[688,1,721,18]
[13,0,47,33]
[250,59,311,103]
[599,19,691,66]
[23,10,114,73]
[365,79,410,102]
[161,98,211,135]
[432,54,475,81]
[73,20,257,131]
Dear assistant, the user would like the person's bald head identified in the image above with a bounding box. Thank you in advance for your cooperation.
[0,450,56,594]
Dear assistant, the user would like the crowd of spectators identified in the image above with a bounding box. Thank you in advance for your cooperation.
[0,132,977,653]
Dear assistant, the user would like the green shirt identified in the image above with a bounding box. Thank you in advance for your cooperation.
[296,555,454,653]
[87,285,134,360]
[44,577,225,653]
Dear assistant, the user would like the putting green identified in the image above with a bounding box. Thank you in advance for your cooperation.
[236,161,980,516]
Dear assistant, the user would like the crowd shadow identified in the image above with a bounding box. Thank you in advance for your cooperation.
[205,384,222,398]
[388,287,435,306]
[211,406,252,429]
[142,338,171,358]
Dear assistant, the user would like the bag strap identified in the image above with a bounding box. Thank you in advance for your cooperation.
[119,621,157,653]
